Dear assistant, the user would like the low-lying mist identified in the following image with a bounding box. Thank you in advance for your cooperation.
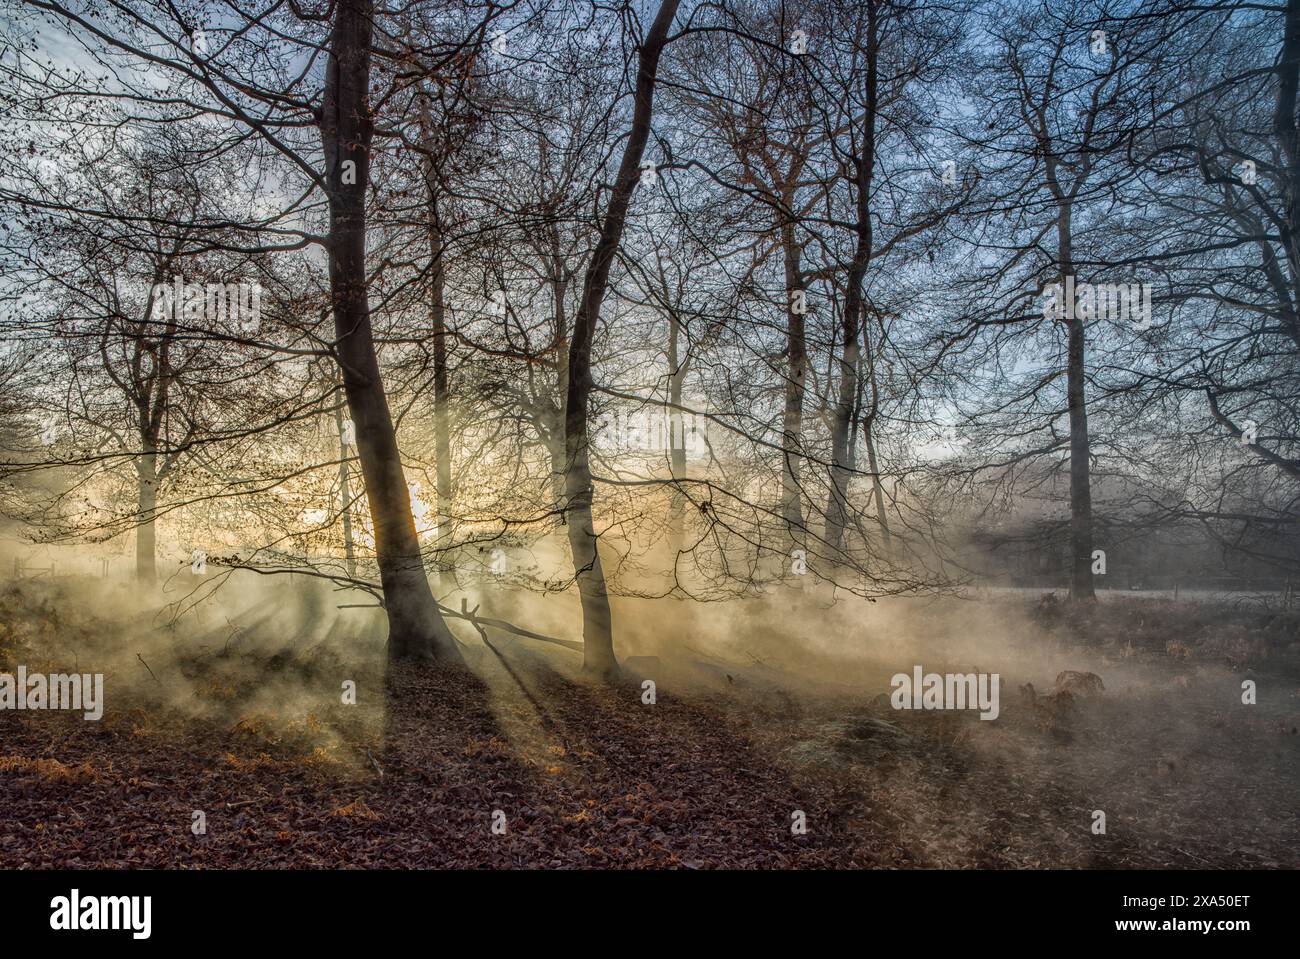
[1,539,1296,867]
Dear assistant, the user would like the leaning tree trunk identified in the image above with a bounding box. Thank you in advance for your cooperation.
[564,0,681,678]
[320,0,459,663]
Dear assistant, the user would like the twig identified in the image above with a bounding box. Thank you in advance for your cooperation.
[1173,846,1214,865]
[136,653,160,684]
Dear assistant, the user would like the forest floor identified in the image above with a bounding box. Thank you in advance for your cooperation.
[0,579,1296,868]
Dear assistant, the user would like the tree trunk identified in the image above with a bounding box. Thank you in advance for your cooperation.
[1057,208,1095,601]
[862,312,892,554]
[544,236,570,511]
[666,310,687,555]
[863,417,892,553]
[428,203,455,596]
[1276,0,1300,279]
[780,217,807,537]
[824,2,878,556]
[1065,310,1095,600]
[418,97,455,596]
[547,421,568,509]
[825,319,862,553]
[320,0,459,662]
[135,453,157,583]
[334,398,357,579]
[564,0,681,678]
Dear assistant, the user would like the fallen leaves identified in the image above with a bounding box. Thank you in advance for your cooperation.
[331,800,379,820]
[0,754,103,784]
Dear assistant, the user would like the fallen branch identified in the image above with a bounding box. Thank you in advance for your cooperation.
[448,597,583,652]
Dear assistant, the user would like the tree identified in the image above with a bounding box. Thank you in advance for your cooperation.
[0,0,508,662]
[563,0,681,677]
